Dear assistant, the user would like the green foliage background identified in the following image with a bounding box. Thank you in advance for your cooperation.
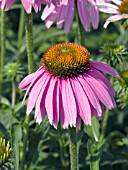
[0,2,128,170]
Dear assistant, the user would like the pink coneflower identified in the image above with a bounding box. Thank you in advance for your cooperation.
[41,0,103,33]
[19,43,118,129]
[0,0,43,13]
[97,0,128,28]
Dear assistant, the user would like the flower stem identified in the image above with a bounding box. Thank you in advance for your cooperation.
[75,1,85,46]
[20,12,34,170]
[12,78,16,108]
[100,108,109,141]
[69,128,78,170]
[25,12,34,74]
[0,10,6,95]
[17,7,25,63]
[58,125,66,168]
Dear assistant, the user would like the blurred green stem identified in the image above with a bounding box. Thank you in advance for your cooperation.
[100,108,109,141]
[20,12,34,170]
[58,125,66,168]
[69,128,78,170]
[17,7,25,63]
[12,78,16,108]
[25,12,34,74]
[87,139,100,170]
[0,10,6,95]
[75,1,85,46]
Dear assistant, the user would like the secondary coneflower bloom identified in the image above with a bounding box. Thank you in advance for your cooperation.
[19,43,118,129]
[41,0,104,33]
[97,0,128,28]
[0,0,43,13]
[0,138,12,166]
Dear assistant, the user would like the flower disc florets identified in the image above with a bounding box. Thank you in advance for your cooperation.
[119,0,128,14]
[42,43,90,78]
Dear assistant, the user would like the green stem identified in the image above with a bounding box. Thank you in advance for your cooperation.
[20,115,29,170]
[25,12,34,74]
[0,10,6,95]
[58,125,66,168]
[12,78,16,108]
[75,1,85,46]
[87,139,101,170]
[90,160,99,170]
[20,12,34,170]
[17,7,25,63]
[69,128,78,170]
[100,108,109,141]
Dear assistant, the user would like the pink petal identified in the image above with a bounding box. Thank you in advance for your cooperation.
[77,75,102,116]
[56,0,68,28]
[89,66,115,96]
[27,72,49,115]
[84,74,116,109]
[88,0,99,29]
[76,114,81,130]
[19,72,36,91]
[60,79,77,128]
[77,0,90,32]
[34,74,52,122]
[45,77,57,126]
[64,0,74,33]
[107,14,128,22]
[91,61,119,77]
[70,78,91,126]
[41,4,55,20]
[22,69,45,104]
[52,81,60,128]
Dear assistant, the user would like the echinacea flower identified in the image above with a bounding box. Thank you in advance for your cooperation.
[97,0,128,28]
[19,43,118,129]
[41,0,104,33]
[0,0,43,13]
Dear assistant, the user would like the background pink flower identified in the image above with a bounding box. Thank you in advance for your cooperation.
[0,0,43,13]
[41,0,104,33]
[19,43,118,129]
[97,0,128,28]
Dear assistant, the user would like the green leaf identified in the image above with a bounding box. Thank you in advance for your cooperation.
[11,123,22,170]
[13,100,27,113]
[0,96,11,106]
[84,116,100,141]
[0,122,10,139]
[0,110,19,130]
[27,117,50,169]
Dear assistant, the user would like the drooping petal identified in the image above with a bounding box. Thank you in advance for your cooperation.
[76,114,81,129]
[91,61,119,76]
[34,74,52,122]
[77,0,90,32]
[88,0,99,29]
[56,0,68,29]
[77,75,102,116]
[22,69,45,104]
[41,3,55,20]
[19,72,36,91]
[89,66,115,96]
[45,76,57,125]
[70,78,91,125]
[60,79,77,128]
[84,74,115,109]
[52,80,60,128]
[27,72,49,115]
[64,0,74,33]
